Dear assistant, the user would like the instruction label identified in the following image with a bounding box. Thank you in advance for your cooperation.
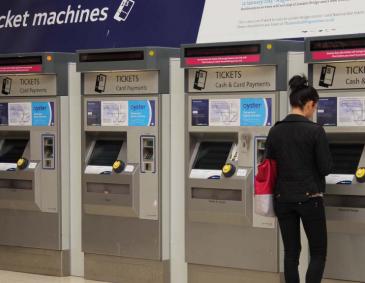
[8,102,32,126]
[101,101,128,126]
[209,99,240,126]
[3,101,55,126]
[192,99,209,126]
[338,97,365,127]
[0,103,8,125]
[87,99,156,127]
[192,97,272,127]
[87,101,101,126]
[317,97,337,126]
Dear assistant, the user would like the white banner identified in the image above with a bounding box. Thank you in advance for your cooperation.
[198,0,365,42]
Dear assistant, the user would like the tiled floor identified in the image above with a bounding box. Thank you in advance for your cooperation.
[0,271,356,283]
[0,271,106,283]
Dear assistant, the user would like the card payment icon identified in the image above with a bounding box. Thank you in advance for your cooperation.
[193,70,207,91]
[319,65,336,88]
[114,0,135,22]
[1,78,12,95]
[95,74,107,93]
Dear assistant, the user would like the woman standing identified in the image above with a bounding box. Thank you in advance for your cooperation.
[266,75,332,283]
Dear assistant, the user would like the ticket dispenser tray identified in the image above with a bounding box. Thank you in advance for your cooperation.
[188,139,252,226]
[0,137,41,211]
[84,138,140,218]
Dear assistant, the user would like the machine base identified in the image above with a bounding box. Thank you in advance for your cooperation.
[188,264,282,283]
[0,246,70,276]
[85,253,170,283]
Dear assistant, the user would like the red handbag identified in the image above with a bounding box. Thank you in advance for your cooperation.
[254,159,277,217]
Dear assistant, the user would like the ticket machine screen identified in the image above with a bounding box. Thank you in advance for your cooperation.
[193,142,232,170]
[89,140,123,166]
[0,139,28,163]
[329,144,364,174]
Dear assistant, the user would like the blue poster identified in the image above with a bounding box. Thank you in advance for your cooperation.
[128,100,155,126]
[317,97,337,126]
[240,98,272,126]
[87,101,101,126]
[192,99,209,126]
[0,1,205,53]
[0,103,8,125]
[32,102,54,126]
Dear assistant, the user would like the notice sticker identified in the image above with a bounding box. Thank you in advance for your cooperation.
[338,97,365,127]
[87,101,101,126]
[317,97,337,126]
[0,103,8,125]
[192,99,209,126]
[8,102,31,126]
[101,101,128,126]
[209,99,240,126]
[240,98,272,126]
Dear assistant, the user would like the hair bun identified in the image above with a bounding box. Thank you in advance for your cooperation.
[289,75,308,92]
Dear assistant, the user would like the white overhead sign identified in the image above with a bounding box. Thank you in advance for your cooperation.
[198,0,365,42]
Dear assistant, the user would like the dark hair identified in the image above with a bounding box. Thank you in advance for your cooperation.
[289,75,319,109]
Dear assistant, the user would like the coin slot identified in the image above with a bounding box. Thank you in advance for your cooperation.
[140,136,156,173]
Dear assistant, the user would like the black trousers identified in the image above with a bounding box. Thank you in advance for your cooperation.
[274,197,327,283]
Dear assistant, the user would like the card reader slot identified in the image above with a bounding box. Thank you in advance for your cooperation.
[329,144,364,174]
[0,179,32,190]
[325,195,365,209]
[192,187,241,201]
[193,142,232,170]
[87,183,130,195]
[0,139,28,163]
[88,140,123,166]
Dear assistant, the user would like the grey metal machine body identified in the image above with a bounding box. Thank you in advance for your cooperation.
[306,34,365,283]
[77,47,178,283]
[181,40,305,283]
[0,53,78,276]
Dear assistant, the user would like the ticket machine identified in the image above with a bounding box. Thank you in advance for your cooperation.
[0,53,79,276]
[306,34,365,282]
[77,47,179,283]
[182,41,304,282]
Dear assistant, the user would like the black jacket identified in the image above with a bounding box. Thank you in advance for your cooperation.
[266,114,332,202]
